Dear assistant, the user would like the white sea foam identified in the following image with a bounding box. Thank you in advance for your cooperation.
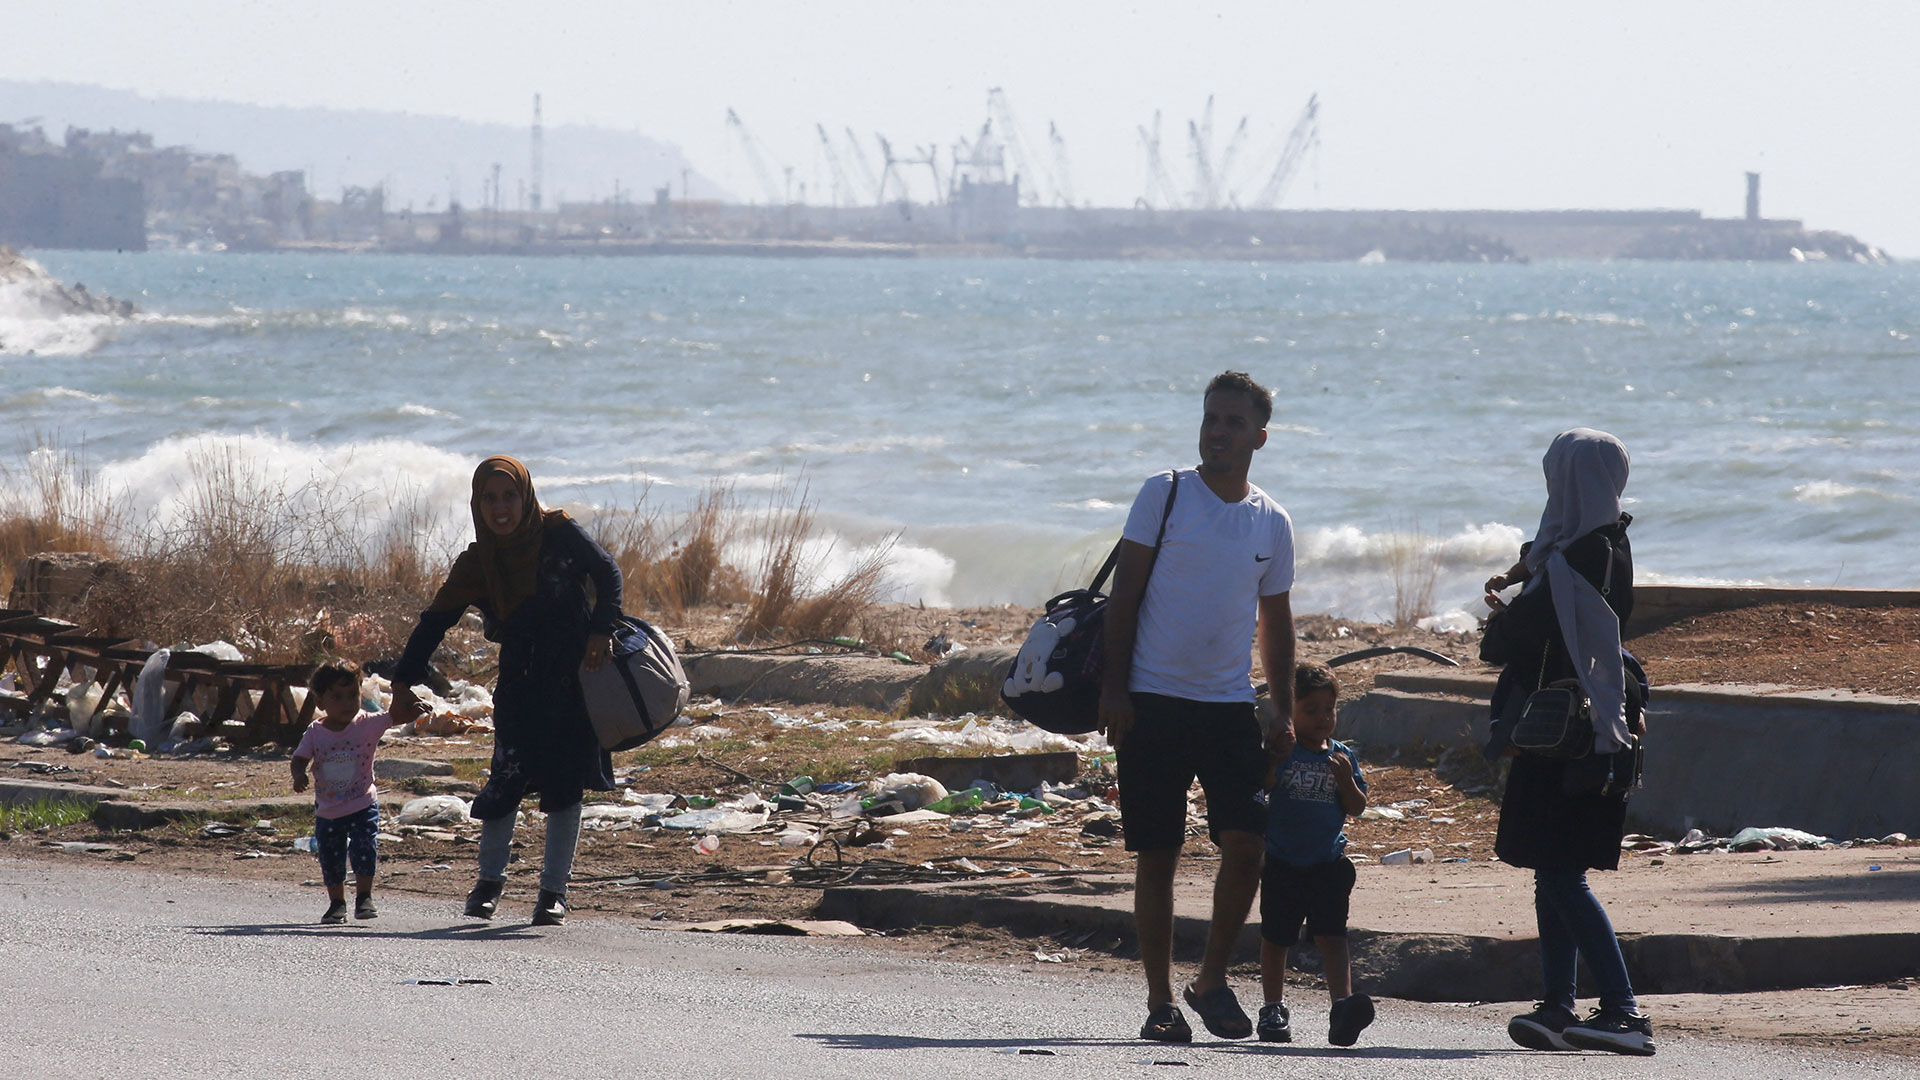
[396,403,456,419]
[1793,480,1869,501]
[4,433,480,562]
[0,281,116,357]
[38,386,115,404]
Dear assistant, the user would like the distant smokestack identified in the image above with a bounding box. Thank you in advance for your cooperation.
[1745,171,1760,222]
[531,94,545,214]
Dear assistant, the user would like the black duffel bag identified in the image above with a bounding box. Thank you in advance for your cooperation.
[1001,472,1178,734]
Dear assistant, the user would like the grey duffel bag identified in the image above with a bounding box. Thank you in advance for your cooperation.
[580,615,689,751]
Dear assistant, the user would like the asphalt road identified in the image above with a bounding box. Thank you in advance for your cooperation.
[0,856,1904,1079]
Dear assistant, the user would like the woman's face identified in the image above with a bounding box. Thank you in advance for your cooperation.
[478,472,525,536]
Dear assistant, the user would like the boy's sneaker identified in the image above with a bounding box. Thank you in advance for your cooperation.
[1563,1006,1656,1056]
[1328,993,1375,1047]
[354,895,378,920]
[1256,1002,1292,1043]
[320,899,348,925]
[1508,1002,1578,1050]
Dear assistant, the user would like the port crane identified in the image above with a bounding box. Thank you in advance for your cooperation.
[1137,111,1181,210]
[815,124,858,208]
[986,87,1053,206]
[842,127,886,206]
[1250,94,1320,210]
[1213,116,1251,207]
[1048,122,1078,208]
[725,108,785,205]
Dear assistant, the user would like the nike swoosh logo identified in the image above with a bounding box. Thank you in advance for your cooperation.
[1254,555,1271,562]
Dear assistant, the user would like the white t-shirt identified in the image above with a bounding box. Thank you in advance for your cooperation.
[1121,468,1294,703]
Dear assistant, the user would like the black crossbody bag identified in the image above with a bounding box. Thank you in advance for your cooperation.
[1509,638,1594,759]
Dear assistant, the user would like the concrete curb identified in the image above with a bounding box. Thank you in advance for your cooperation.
[1340,674,1920,840]
[817,878,1920,1001]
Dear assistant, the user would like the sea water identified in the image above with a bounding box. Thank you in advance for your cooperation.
[3,251,1916,626]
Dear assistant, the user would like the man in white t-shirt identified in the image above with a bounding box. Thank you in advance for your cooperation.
[1099,370,1296,1044]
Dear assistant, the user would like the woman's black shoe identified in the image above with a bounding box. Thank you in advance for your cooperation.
[531,889,567,926]
[464,878,504,919]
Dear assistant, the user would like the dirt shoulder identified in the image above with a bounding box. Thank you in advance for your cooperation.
[6,599,1920,1059]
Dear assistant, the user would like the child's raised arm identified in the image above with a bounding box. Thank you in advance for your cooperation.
[1330,751,1366,816]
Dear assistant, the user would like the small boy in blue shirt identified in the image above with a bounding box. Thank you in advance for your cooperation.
[1258,661,1373,1046]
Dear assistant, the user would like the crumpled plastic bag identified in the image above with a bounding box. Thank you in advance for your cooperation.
[659,807,769,833]
[396,795,471,825]
[864,772,949,811]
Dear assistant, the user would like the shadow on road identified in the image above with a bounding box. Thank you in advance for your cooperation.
[188,921,542,941]
[796,1033,1511,1061]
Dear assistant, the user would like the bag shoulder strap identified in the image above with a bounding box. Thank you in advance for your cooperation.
[1089,469,1181,595]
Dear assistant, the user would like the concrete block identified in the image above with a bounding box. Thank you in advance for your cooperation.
[374,757,454,780]
[893,751,1081,793]
[905,645,1017,717]
[681,652,924,711]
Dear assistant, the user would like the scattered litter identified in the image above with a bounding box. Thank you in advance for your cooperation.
[694,834,721,855]
[200,822,244,838]
[396,795,471,826]
[42,841,118,854]
[683,919,864,936]
[1380,848,1433,866]
[1360,806,1404,821]
[658,807,769,833]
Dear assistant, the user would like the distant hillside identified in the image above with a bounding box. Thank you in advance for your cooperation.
[0,80,725,209]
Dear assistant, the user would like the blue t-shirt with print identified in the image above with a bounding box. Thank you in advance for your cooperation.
[1264,738,1367,867]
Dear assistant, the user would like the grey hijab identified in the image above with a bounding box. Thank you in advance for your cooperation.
[1520,428,1632,753]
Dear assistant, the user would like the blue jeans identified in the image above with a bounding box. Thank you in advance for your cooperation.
[476,801,582,895]
[314,805,380,887]
[1534,868,1636,1012]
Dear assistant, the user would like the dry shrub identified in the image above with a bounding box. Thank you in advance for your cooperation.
[738,481,896,642]
[0,441,120,601]
[1386,520,1443,628]
[587,481,747,618]
[586,483,668,613]
[665,482,746,611]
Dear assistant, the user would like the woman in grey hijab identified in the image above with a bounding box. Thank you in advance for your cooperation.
[1479,428,1654,1057]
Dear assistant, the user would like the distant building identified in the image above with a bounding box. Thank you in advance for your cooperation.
[0,125,145,251]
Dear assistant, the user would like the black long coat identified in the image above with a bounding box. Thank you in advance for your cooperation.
[1481,515,1641,872]
[398,517,621,819]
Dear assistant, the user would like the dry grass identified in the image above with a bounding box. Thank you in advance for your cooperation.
[0,441,120,600]
[2,440,893,663]
[1386,520,1443,628]
[737,481,898,643]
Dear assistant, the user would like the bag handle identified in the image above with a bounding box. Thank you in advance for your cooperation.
[1088,469,1181,596]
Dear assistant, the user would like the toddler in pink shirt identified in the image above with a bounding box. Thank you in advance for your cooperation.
[291,661,418,923]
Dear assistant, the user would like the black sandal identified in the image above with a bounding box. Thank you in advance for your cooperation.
[1140,1003,1193,1043]
[1182,983,1252,1039]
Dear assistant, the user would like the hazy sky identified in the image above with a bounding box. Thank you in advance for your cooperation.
[7,0,1919,254]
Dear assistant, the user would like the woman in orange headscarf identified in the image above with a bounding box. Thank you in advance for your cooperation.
[393,455,622,926]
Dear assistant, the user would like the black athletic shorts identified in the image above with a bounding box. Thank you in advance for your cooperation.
[1259,856,1357,946]
[1116,692,1268,852]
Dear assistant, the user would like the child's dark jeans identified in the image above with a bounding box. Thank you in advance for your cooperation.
[314,805,380,886]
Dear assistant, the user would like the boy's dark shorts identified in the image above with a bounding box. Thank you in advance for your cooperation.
[1260,856,1357,946]
[1116,692,1267,852]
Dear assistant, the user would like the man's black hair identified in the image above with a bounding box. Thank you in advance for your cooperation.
[1205,370,1273,428]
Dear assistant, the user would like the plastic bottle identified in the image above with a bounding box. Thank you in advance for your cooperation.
[924,787,987,814]
[292,836,318,853]
[779,776,816,797]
